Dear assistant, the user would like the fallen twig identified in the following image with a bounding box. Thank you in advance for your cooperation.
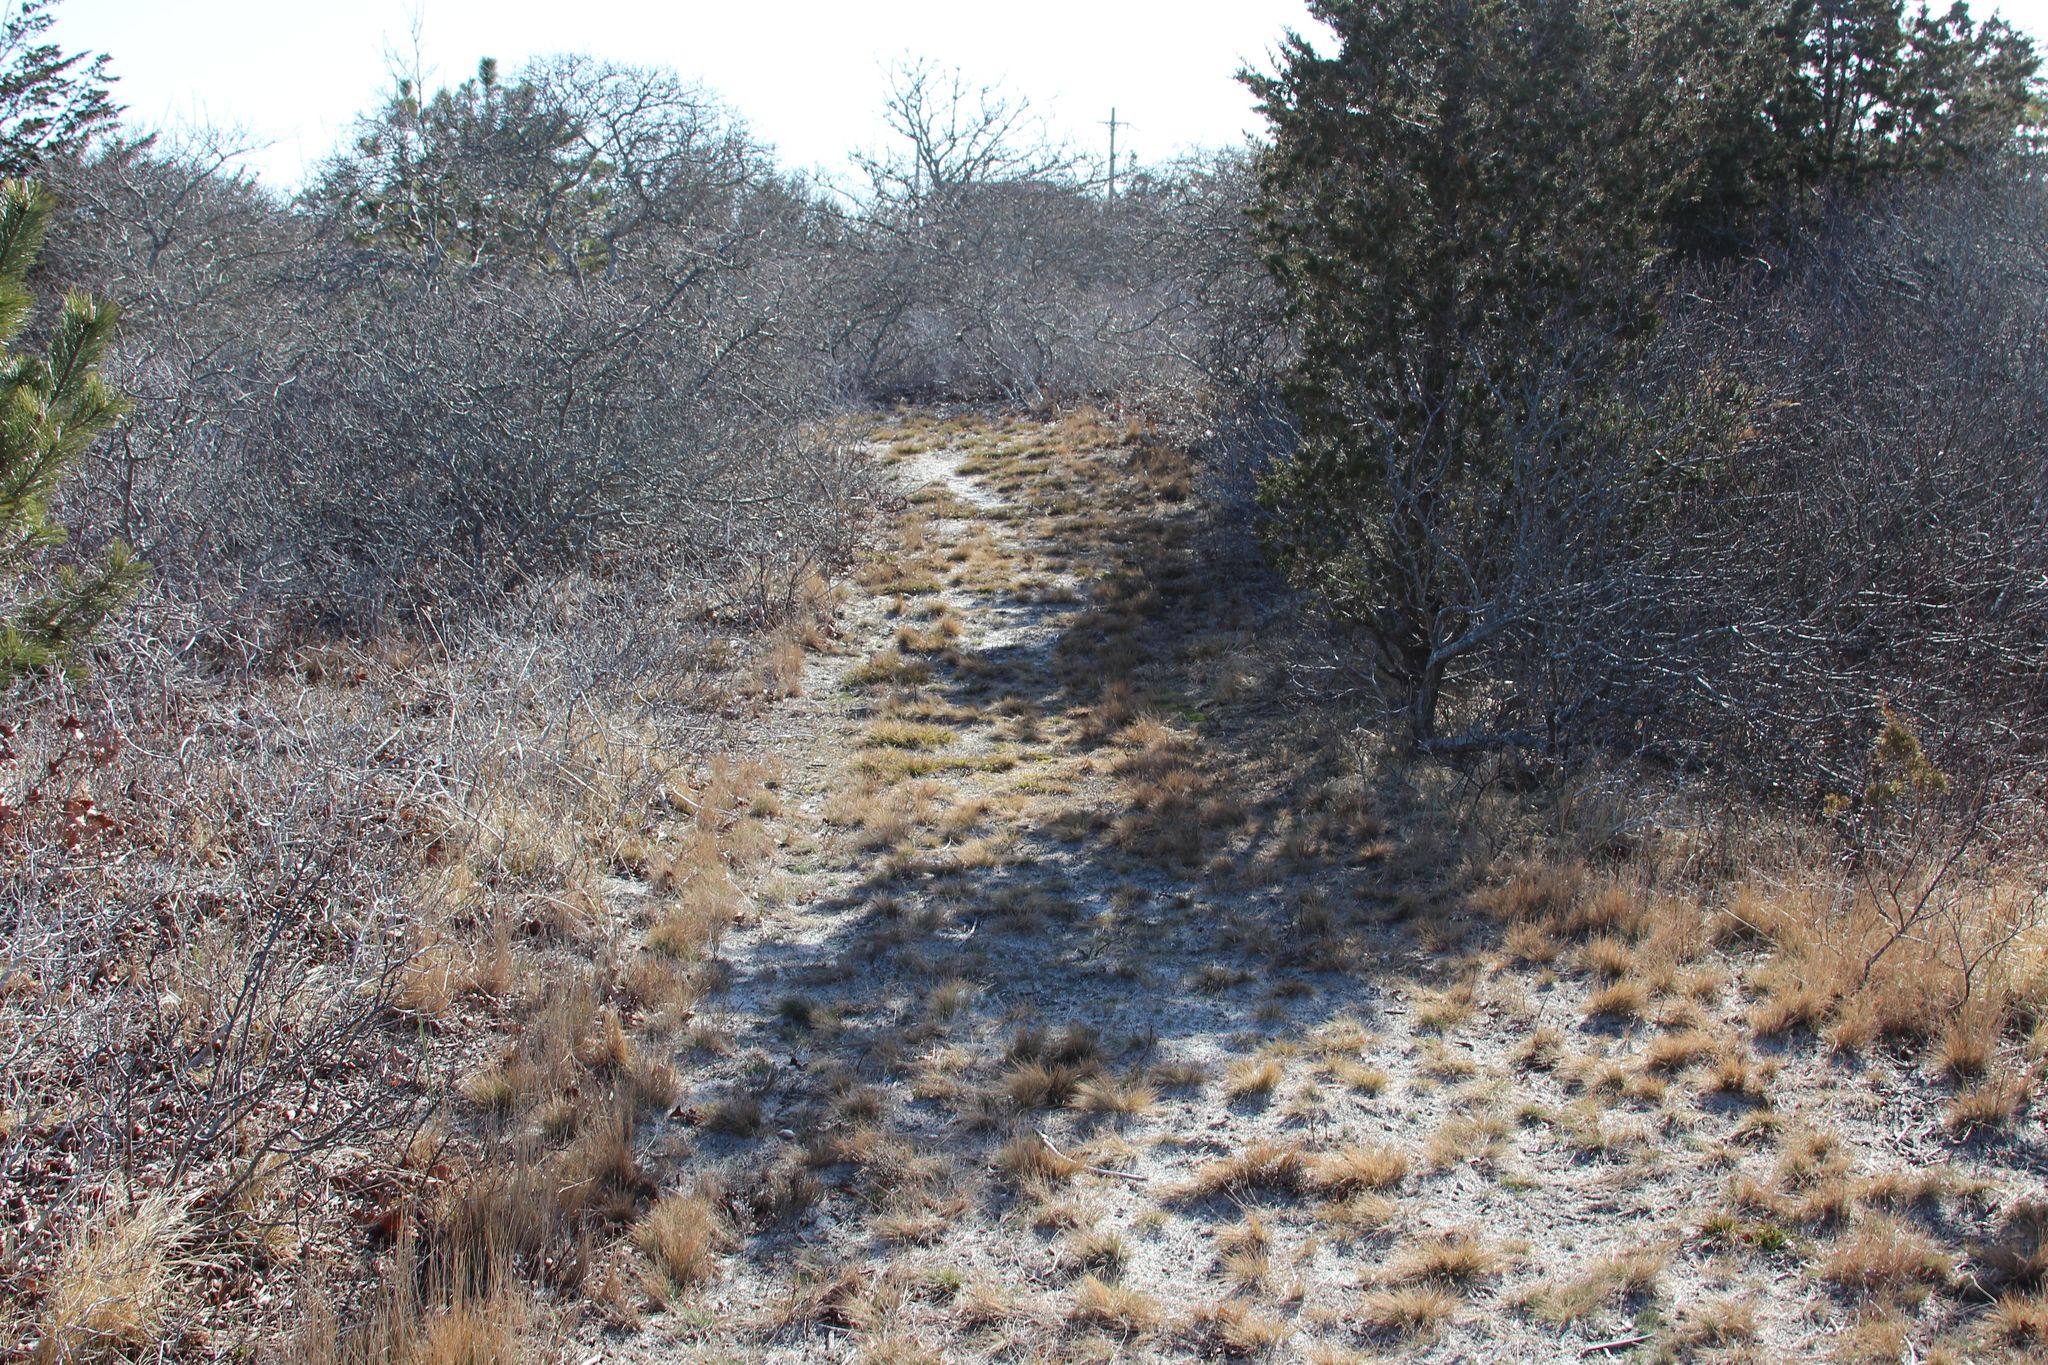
[1037,1129,1148,1183]
[1581,1333,1653,1356]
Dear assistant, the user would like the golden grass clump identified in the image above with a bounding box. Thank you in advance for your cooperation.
[1173,1140,1308,1201]
[1357,1286,1459,1338]
[1222,1055,1284,1100]
[1642,1029,1722,1075]
[1946,1074,2029,1136]
[1989,1293,2048,1348]
[1072,1274,1161,1331]
[1524,1247,1665,1324]
[761,634,806,698]
[1003,1060,1091,1110]
[632,1189,726,1294]
[1473,858,1587,926]
[1381,1230,1503,1288]
[1583,979,1650,1021]
[1818,1216,1951,1301]
[33,1195,189,1364]
[1070,1073,1158,1119]
[1186,1298,1292,1355]
[994,1131,1087,1183]
[1413,981,1477,1033]
[1424,1113,1511,1169]
[1310,1143,1409,1195]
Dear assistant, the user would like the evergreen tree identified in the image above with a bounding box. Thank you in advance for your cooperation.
[1246,0,2040,745]
[0,176,140,686]
[305,55,768,283]
[1246,0,1681,742]
[1666,0,2040,251]
[0,0,118,175]
[310,57,599,271]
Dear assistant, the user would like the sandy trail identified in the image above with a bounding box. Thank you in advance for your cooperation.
[596,411,2048,1365]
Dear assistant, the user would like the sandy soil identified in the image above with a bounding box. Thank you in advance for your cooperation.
[585,410,2048,1365]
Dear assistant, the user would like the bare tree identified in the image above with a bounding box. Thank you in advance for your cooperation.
[853,58,1074,219]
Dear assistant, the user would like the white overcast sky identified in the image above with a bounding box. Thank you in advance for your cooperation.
[47,1,2048,194]
[47,1,1330,192]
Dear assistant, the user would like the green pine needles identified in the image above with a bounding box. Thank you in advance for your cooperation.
[0,176,141,687]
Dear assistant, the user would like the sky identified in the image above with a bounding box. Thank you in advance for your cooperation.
[46,1,2048,195]
[47,1,1328,192]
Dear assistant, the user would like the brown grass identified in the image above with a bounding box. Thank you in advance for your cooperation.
[1946,1074,2029,1135]
[1642,1029,1722,1074]
[1989,1292,2048,1347]
[1223,1056,1285,1101]
[1423,1114,1510,1169]
[761,634,807,698]
[1071,1073,1158,1119]
[1185,1298,1292,1356]
[632,1190,725,1295]
[1669,1297,1758,1348]
[72,408,2045,1360]
[1381,1230,1502,1288]
[1003,1060,1090,1109]
[32,1195,189,1364]
[1309,1143,1409,1195]
[1072,1274,1161,1331]
[1971,1202,2048,1294]
[1524,1247,1665,1324]
[995,1132,1087,1183]
[1413,982,1477,1033]
[1173,1141,1307,1202]
[1583,979,1650,1021]
[1818,1217,1951,1300]
[1357,1286,1458,1338]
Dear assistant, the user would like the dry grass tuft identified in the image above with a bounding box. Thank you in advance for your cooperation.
[1413,982,1476,1033]
[1381,1230,1502,1288]
[1423,1113,1510,1169]
[1580,935,1636,979]
[1003,1060,1090,1110]
[1309,1143,1409,1195]
[1475,858,1587,925]
[845,648,932,688]
[1072,1274,1161,1332]
[1583,979,1649,1021]
[1669,1297,1758,1349]
[1223,1056,1285,1101]
[995,1131,1087,1184]
[1173,1141,1307,1202]
[863,720,956,751]
[702,1091,765,1136]
[1071,1073,1158,1119]
[631,1189,725,1294]
[1972,1202,2048,1294]
[1148,1059,1210,1090]
[1525,1247,1665,1324]
[1989,1292,2048,1347]
[1503,920,1559,964]
[1946,1074,2029,1136]
[926,976,979,1019]
[1642,1029,1722,1074]
[33,1195,189,1363]
[1819,1217,1951,1301]
[1357,1285,1459,1338]
[1185,1297,1292,1356]
[1935,1005,1997,1081]
[1330,1058,1391,1095]
[761,634,807,698]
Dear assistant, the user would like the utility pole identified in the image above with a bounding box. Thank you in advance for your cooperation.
[1103,108,1119,201]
